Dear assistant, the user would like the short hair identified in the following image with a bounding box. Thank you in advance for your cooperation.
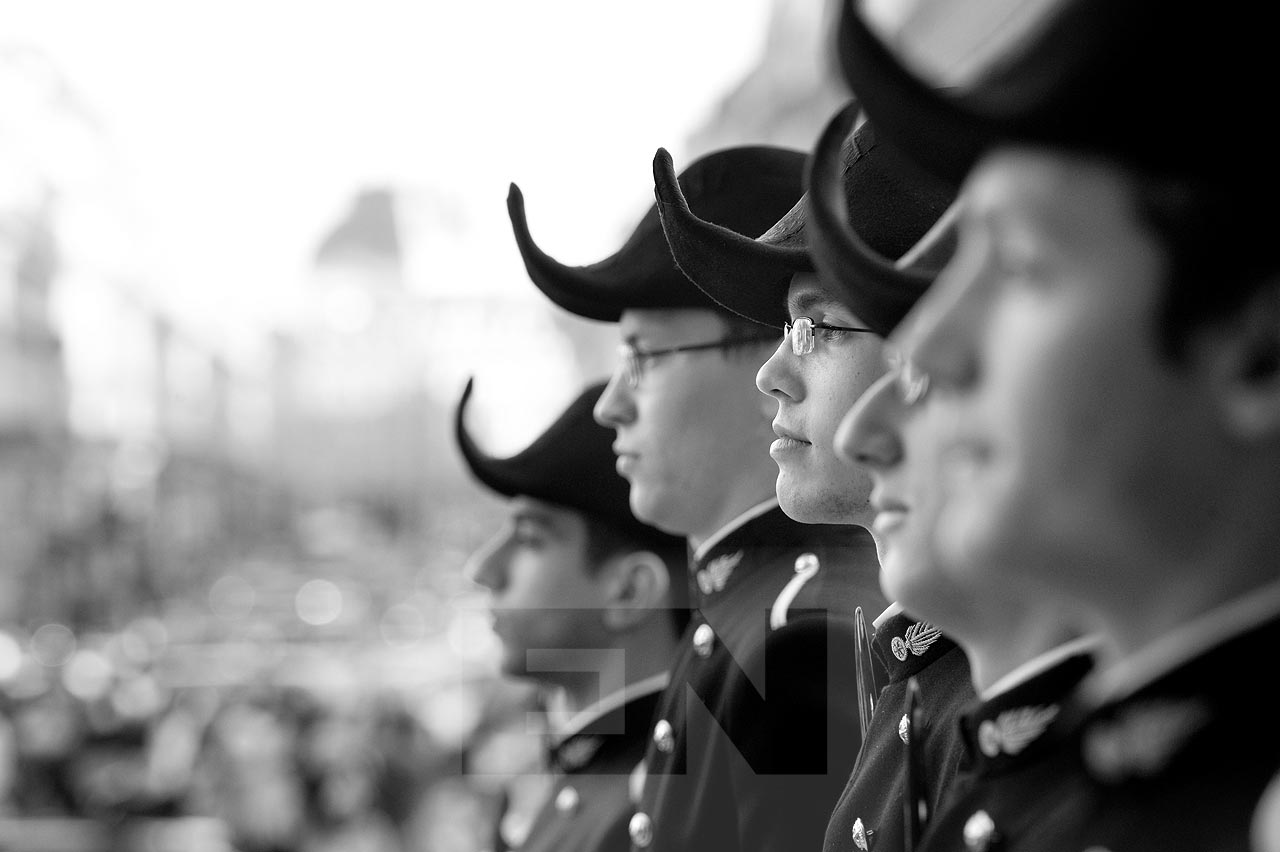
[582,515,691,637]
[1131,172,1278,360]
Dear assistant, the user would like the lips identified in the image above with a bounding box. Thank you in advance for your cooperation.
[771,423,810,445]
[871,500,909,537]
[613,443,639,476]
[869,483,910,535]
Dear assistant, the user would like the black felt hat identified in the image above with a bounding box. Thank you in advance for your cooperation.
[654,99,956,336]
[507,146,808,322]
[455,378,682,548]
[804,100,960,336]
[834,0,1271,187]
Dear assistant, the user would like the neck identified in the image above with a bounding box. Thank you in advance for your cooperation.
[954,610,1087,694]
[688,492,778,557]
[1098,551,1280,657]
[1085,474,1280,655]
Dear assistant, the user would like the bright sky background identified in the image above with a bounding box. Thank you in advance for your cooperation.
[6,0,774,338]
[3,0,779,447]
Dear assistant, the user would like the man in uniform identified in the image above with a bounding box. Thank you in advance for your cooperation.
[456,379,687,852]
[814,110,1099,852]
[836,0,1280,848]
[506,145,886,852]
[652,100,976,852]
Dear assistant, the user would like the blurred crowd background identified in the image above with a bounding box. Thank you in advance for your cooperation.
[0,1,863,849]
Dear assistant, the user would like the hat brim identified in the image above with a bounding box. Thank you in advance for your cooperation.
[454,378,682,545]
[838,0,1230,184]
[508,146,811,323]
[653,148,811,328]
[836,6,988,185]
[508,184,693,322]
[805,101,952,336]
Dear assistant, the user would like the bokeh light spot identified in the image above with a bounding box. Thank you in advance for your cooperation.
[296,579,343,626]
[30,623,77,667]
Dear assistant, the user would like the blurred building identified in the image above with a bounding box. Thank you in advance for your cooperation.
[0,177,70,625]
[0,43,292,635]
[686,0,849,157]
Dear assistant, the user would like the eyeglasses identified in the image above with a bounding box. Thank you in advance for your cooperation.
[884,345,930,406]
[617,335,775,389]
[783,316,877,356]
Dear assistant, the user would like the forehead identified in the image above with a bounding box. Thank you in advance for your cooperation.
[618,307,725,341]
[508,496,587,531]
[786,272,858,318]
[964,147,1143,244]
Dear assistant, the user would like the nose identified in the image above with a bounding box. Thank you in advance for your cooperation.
[890,235,987,394]
[836,372,903,469]
[462,531,508,592]
[755,337,801,402]
[593,367,635,429]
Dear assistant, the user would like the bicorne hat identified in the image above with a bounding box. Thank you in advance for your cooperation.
[833,0,1270,186]
[455,378,682,548]
[507,146,808,322]
[653,99,956,337]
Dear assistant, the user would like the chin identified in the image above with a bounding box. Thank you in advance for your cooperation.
[629,488,684,536]
[779,475,864,526]
[778,490,834,525]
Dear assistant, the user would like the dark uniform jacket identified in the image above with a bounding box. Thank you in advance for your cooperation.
[519,687,666,852]
[823,610,974,852]
[1059,591,1280,852]
[629,503,888,852]
[915,643,1096,852]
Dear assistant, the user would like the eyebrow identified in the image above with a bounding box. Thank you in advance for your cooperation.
[511,507,556,530]
[786,287,847,318]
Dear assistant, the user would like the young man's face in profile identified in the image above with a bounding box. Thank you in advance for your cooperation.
[756,273,884,526]
[594,307,774,537]
[465,496,611,678]
[835,368,973,616]
[891,147,1222,609]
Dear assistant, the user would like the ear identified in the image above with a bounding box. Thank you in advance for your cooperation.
[1206,282,1280,439]
[600,550,671,633]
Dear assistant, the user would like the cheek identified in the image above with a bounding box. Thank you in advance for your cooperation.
[818,380,870,445]
[983,308,1114,468]
[499,554,577,608]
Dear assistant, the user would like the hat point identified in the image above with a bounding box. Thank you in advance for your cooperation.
[652,149,687,209]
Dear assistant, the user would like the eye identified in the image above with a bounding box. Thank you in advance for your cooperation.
[511,520,547,549]
[817,324,850,341]
[990,231,1053,290]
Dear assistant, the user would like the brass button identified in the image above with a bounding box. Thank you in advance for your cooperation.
[693,623,715,658]
[629,812,653,848]
[794,552,819,573]
[653,719,675,753]
[963,810,998,852]
[555,785,579,813]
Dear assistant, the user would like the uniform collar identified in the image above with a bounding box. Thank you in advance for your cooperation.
[553,671,671,742]
[980,634,1102,701]
[547,675,669,775]
[691,497,779,564]
[959,646,1095,775]
[872,600,904,629]
[872,610,959,684]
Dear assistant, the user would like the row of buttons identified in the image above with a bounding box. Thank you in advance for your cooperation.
[628,553,820,848]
